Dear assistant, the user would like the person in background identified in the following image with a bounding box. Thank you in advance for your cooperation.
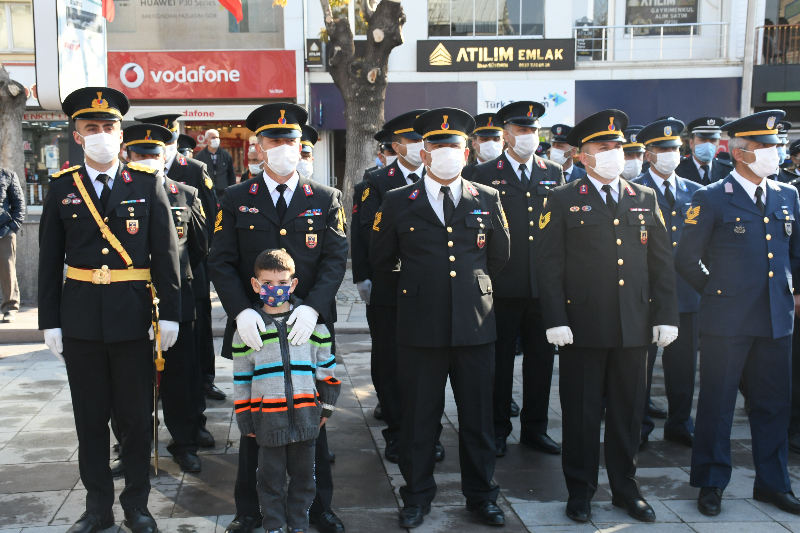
[240,145,262,183]
[675,117,733,185]
[550,124,586,183]
[298,125,318,179]
[195,128,236,195]
[535,142,551,160]
[0,167,24,323]
[621,126,645,179]
[776,121,794,183]
[462,113,504,181]
[178,134,197,159]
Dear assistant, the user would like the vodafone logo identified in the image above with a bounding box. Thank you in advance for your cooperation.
[120,63,145,89]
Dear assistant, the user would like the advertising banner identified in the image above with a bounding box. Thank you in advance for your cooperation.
[417,39,575,72]
[625,0,698,36]
[478,80,575,129]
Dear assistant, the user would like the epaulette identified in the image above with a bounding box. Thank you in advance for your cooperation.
[127,162,157,174]
[51,165,81,179]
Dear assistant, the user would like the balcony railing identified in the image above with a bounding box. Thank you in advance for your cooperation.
[573,22,730,63]
[756,25,800,65]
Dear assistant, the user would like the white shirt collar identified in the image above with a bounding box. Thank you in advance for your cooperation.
[587,175,620,197]
[85,160,120,182]
[398,161,424,180]
[731,169,767,203]
[263,171,299,193]
[648,168,676,193]
[424,175,461,200]
[693,156,712,173]
[504,150,532,172]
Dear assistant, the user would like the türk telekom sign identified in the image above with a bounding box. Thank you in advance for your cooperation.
[108,50,296,100]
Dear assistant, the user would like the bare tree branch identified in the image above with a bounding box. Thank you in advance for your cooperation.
[361,0,375,22]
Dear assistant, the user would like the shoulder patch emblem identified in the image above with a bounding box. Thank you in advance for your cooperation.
[625,184,636,196]
[373,212,382,231]
[127,162,157,174]
[685,205,700,225]
[467,184,478,196]
[580,184,588,195]
[497,160,504,169]
[724,182,733,193]
[362,188,369,202]
[409,189,419,200]
[169,183,178,194]
[388,168,396,177]
[214,210,223,233]
[51,165,81,179]
[539,212,551,229]
[178,155,187,166]
[303,183,313,196]
[249,183,258,195]
[538,159,546,169]
[122,170,132,183]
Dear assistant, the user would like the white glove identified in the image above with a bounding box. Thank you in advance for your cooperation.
[287,305,320,346]
[546,326,573,346]
[43,328,64,362]
[356,280,372,305]
[653,325,679,347]
[236,308,267,351]
[158,320,180,351]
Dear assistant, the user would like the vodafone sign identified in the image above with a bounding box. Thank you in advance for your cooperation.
[108,51,296,100]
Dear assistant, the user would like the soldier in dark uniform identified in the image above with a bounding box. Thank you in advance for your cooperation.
[123,123,209,471]
[462,113,504,181]
[371,108,510,528]
[621,126,645,179]
[535,142,551,159]
[777,121,794,182]
[550,124,586,183]
[675,117,734,185]
[632,119,702,449]
[789,145,800,455]
[471,101,564,459]
[178,134,197,158]
[39,87,181,533]
[787,140,800,182]
[676,110,800,517]
[537,109,680,524]
[209,103,348,533]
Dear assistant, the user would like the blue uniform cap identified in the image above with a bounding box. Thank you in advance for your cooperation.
[637,118,685,149]
[623,125,645,153]
[722,110,786,144]
[686,117,723,140]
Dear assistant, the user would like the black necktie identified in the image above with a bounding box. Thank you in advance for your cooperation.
[275,183,288,220]
[602,184,617,214]
[755,187,765,215]
[441,185,455,224]
[519,164,529,189]
[563,170,569,182]
[663,180,676,209]
[700,164,710,185]
[408,173,419,183]
[96,173,112,210]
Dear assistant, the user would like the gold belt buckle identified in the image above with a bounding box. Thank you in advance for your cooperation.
[92,266,111,284]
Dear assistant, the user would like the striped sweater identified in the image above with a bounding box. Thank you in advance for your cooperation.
[232,304,340,447]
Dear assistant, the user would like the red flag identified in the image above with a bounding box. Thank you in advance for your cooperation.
[218,0,243,23]
[101,0,115,22]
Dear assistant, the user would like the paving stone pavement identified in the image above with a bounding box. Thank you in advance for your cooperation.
[3,338,800,532]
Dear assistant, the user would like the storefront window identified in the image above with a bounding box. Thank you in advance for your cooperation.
[183,122,251,181]
[428,0,543,37]
[0,1,34,51]
[22,120,70,206]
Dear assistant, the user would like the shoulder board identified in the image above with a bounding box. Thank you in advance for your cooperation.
[51,165,81,179]
[127,162,157,174]
[769,179,781,192]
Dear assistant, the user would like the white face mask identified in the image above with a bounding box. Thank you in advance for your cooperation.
[297,159,314,178]
[425,147,465,180]
[384,155,398,167]
[80,132,121,164]
[742,147,780,178]
[650,151,681,176]
[622,158,643,179]
[587,147,625,180]
[248,163,262,175]
[265,143,301,176]
[400,142,424,168]
[509,133,538,160]
[208,138,220,149]
[164,143,178,162]
[549,147,572,166]
[136,158,165,172]
[478,140,503,161]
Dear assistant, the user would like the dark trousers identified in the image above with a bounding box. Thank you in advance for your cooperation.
[790,314,800,438]
[493,297,554,438]
[161,320,202,456]
[374,305,402,443]
[64,336,153,514]
[193,296,209,428]
[559,345,648,502]
[397,343,499,507]
[367,303,378,396]
[257,440,317,531]
[690,334,792,493]
[641,312,699,439]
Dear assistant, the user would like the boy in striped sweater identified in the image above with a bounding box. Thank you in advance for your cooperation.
[232,249,340,533]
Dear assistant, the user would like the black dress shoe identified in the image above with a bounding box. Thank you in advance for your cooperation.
[495,435,507,458]
[123,509,158,533]
[565,498,591,522]
[510,399,520,418]
[697,487,723,516]
[435,441,445,462]
[466,500,505,526]
[203,383,226,400]
[753,487,800,514]
[789,434,800,454]
[520,433,562,454]
[663,430,693,447]
[224,515,263,533]
[647,401,668,419]
[373,403,384,420]
[67,511,114,533]
[328,450,336,463]
[172,452,201,472]
[110,458,124,477]
[399,504,430,528]
[611,497,656,522]
[196,426,215,447]
[309,508,345,533]
[384,439,399,463]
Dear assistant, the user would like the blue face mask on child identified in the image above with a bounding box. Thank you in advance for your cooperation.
[693,142,716,163]
[259,284,291,307]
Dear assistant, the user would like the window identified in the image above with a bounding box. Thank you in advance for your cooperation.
[428,0,543,38]
[0,1,33,51]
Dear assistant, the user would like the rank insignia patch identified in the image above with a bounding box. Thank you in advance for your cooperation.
[362,188,369,202]
[304,184,313,196]
[170,183,178,194]
[127,220,139,234]
[539,212,551,229]
[306,234,317,248]
[625,185,636,196]
[538,159,546,169]
[178,156,187,166]
[477,234,486,248]
[725,182,734,193]
[580,184,588,195]
[373,212,382,231]
[685,205,700,225]
[467,185,478,196]
[249,183,258,195]
[214,210,223,233]
[388,168,396,176]
[122,170,132,183]
[409,189,419,200]
[352,205,358,214]
[497,160,504,169]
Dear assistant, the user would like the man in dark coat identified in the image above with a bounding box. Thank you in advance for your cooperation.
[195,128,236,195]
[0,167,24,322]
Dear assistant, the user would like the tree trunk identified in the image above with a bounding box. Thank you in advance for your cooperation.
[0,65,27,204]
[320,0,406,230]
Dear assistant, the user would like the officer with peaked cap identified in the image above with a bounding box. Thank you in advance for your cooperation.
[298,124,318,179]
[209,103,348,533]
[471,100,564,458]
[675,110,800,517]
[39,87,181,533]
[621,126,645,179]
[537,109,679,524]
[787,139,800,456]
[676,117,734,185]
[124,123,208,472]
[371,108,510,528]
[462,112,504,180]
[550,124,586,183]
[632,118,702,450]
[535,141,551,159]
[777,121,794,182]
[177,134,197,158]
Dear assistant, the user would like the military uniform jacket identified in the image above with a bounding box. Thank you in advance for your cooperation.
[38,163,181,343]
[167,155,216,240]
[564,164,587,183]
[209,174,348,359]
[675,156,733,185]
[778,168,800,184]
[472,152,564,299]
[632,171,702,313]
[370,179,510,347]
[674,176,800,339]
[461,160,478,181]
[537,176,679,348]
[351,176,373,284]
[164,177,208,322]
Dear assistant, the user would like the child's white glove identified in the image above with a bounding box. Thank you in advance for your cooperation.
[44,328,64,362]
[287,305,319,345]
[235,308,266,351]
